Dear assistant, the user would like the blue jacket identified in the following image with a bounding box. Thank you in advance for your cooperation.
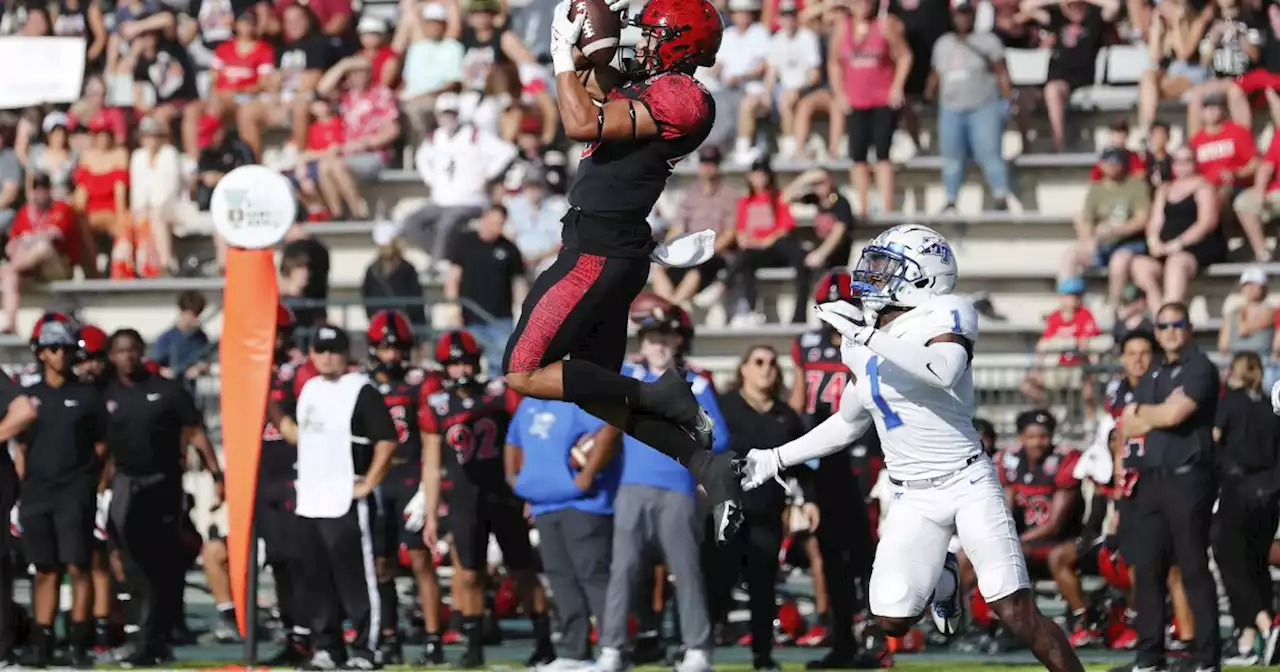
[508,398,618,517]
[618,362,729,496]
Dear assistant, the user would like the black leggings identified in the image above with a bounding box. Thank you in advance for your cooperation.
[728,237,811,323]
[847,107,899,164]
[1212,481,1278,629]
[706,512,782,659]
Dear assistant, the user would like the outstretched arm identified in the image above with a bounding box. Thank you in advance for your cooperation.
[817,301,972,389]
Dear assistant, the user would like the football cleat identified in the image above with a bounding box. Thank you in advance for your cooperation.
[930,552,963,639]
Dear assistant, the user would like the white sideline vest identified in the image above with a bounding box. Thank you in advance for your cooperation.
[295,372,369,519]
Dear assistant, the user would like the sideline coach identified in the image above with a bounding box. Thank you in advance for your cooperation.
[0,370,37,664]
[1120,301,1221,671]
[269,325,397,670]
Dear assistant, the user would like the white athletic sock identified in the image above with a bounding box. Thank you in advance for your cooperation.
[934,567,957,604]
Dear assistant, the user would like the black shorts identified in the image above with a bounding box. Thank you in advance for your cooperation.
[503,247,651,375]
[847,107,899,164]
[375,478,426,558]
[257,499,301,564]
[1075,536,1108,575]
[450,493,534,572]
[22,497,95,569]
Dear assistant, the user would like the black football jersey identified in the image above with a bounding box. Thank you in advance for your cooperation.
[998,447,1082,535]
[371,367,443,487]
[792,329,849,422]
[422,378,522,495]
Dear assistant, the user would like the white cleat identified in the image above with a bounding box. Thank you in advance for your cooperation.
[930,552,964,638]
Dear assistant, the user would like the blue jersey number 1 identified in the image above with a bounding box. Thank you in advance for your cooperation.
[951,309,962,334]
[865,357,903,430]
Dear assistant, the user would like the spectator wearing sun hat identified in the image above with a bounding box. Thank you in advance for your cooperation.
[1023,277,1104,419]
[1218,266,1275,362]
[22,112,76,203]
[361,220,427,329]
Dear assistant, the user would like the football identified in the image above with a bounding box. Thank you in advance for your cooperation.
[567,0,621,67]
[569,434,596,471]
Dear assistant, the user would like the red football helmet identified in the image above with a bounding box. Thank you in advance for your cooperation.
[77,325,108,360]
[367,310,415,350]
[630,0,723,76]
[813,268,856,305]
[30,311,72,347]
[434,330,483,364]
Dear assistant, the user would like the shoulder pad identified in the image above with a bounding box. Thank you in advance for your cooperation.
[919,294,980,343]
[798,331,823,347]
[427,391,451,410]
[405,368,425,385]
[277,362,296,382]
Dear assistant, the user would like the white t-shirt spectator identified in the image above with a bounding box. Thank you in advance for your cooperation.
[717,23,771,86]
[129,143,183,211]
[504,191,566,274]
[415,125,516,208]
[402,36,464,98]
[768,27,821,90]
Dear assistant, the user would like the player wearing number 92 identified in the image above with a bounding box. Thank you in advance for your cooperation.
[737,224,1086,672]
[419,330,556,669]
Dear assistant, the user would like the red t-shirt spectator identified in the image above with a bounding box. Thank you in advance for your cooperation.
[736,192,796,244]
[1257,134,1280,193]
[11,202,79,266]
[1040,307,1101,367]
[340,85,397,158]
[1190,121,1258,187]
[212,39,276,92]
[306,116,344,152]
[362,45,398,86]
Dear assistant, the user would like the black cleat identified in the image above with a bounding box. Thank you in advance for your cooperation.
[805,649,888,669]
[638,369,715,450]
[378,635,404,665]
[265,631,312,667]
[417,637,445,666]
[688,452,744,544]
[525,639,556,667]
[455,647,484,669]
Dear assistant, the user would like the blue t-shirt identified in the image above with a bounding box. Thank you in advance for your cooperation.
[618,362,729,496]
[150,324,210,372]
[507,398,619,517]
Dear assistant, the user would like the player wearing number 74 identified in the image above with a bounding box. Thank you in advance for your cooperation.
[738,225,1086,672]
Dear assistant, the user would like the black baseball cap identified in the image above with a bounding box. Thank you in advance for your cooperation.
[698,145,723,165]
[1099,147,1128,165]
[952,0,975,12]
[312,325,350,353]
[1015,409,1057,435]
[31,173,51,189]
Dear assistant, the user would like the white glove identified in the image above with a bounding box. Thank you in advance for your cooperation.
[816,301,873,346]
[605,0,630,12]
[651,229,716,268]
[739,448,785,491]
[550,0,586,75]
[1073,442,1114,485]
[403,490,427,533]
[8,504,19,539]
[1271,379,1280,416]
[94,490,112,541]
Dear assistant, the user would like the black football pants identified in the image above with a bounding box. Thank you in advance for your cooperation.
[1212,477,1279,630]
[0,463,16,659]
[1130,468,1220,669]
[110,471,185,653]
[296,499,380,659]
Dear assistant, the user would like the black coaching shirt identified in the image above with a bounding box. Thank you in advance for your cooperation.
[1132,346,1219,470]
[447,230,524,325]
[102,372,203,478]
[19,377,107,510]
[0,374,20,474]
[1215,387,1280,475]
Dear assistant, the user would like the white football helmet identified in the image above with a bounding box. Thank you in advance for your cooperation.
[850,224,958,311]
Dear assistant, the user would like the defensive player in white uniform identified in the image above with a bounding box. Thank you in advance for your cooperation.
[740,225,1085,672]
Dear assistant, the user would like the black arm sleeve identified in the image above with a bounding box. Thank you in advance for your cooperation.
[353,385,397,445]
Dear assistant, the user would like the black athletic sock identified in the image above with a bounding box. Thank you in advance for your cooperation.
[272,564,294,628]
[69,620,91,648]
[562,359,641,407]
[625,411,703,466]
[462,616,483,652]
[378,580,398,635]
[530,611,551,644]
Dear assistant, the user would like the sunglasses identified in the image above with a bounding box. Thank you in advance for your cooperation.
[40,344,70,353]
[749,357,777,368]
[313,344,345,354]
[1156,319,1189,330]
